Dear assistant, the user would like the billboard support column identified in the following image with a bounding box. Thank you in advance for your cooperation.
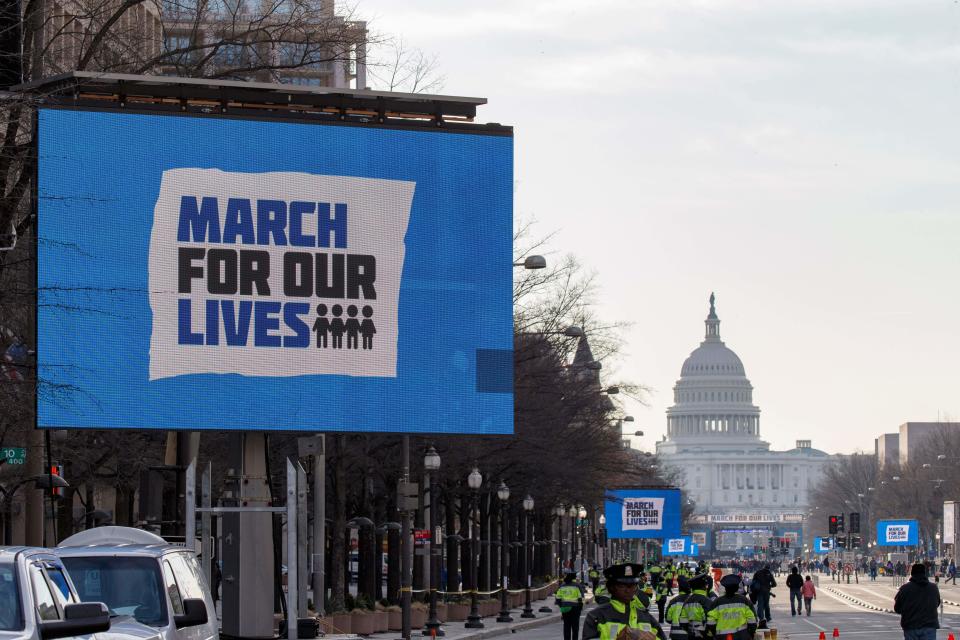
[400,436,412,640]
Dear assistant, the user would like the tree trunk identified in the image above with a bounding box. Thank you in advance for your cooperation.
[329,436,347,612]
[445,489,459,593]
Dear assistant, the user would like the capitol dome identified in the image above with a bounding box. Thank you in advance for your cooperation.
[664,294,761,442]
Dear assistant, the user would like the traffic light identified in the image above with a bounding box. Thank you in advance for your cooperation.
[836,535,847,549]
[849,512,861,534]
[829,515,839,534]
[837,513,845,532]
[850,534,862,549]
[49,464,64,497]
[785,537,790,549]
[768,536,774,549]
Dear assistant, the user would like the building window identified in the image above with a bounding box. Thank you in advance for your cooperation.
[738,494,742,503]
[696,478,701,488]
[794,494,799,503]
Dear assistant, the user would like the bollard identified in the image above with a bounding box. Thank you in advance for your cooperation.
[833,629,840,638]
[948,634,955,640]
[818,633,826,640]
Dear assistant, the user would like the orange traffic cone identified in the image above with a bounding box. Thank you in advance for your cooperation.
[818,633,826,640]
[833,629,840,638]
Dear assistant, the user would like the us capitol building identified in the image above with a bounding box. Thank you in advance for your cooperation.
[655,294,833,556]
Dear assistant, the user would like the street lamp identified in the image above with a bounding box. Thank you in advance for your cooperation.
[554,505,566,576]
[598,514,607,567]
[423,447,443,637]
[514,255,547,269]
[521,495,535,618]
[568,505,578,577]
[465,468,484,629]
[496,481,513,623]
[1,474,69,545]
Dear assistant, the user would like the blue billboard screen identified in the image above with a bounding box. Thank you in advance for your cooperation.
[662,536,692,555]
[604,489,682,539]
[814,537,835,553]
[877,519,919,546]
[37,108,513,432]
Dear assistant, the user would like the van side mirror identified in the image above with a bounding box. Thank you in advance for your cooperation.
[174,598,208,629]
[40,602,111,639]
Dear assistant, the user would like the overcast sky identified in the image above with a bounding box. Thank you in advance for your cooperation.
[358,0,960,454]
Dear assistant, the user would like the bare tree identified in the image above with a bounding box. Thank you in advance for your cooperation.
[367,36,444,93]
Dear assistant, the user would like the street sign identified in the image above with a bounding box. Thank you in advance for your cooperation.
[0,447,25,465]
[842,551,856,564]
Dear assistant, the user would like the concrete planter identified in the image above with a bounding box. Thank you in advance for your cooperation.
[373,611,388,632]
[446,603,469,621]
[434,603,448,622]
[387,610,402,630]
[351,611,376,636]
[320,613,351,635]
[410,608,427,629]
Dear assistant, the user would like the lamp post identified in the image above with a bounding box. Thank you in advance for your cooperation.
[496,481,513,622]
[578,506,588,582]
[599,514,607,566]
[555,505,566,574]
[423,447,443,637]
[568,505,578,578]
[1,474,69,545]
[521,495,535,618]
[465,468,484,629]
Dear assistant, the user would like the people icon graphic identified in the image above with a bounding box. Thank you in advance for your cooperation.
[312,304,330,348]
[360,306,376,349]
[312,304,376,350]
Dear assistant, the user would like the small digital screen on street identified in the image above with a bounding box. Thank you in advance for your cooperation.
[37,108,513,433]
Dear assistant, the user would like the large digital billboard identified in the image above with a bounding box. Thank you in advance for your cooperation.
[37,108,513,433]
[877,519,919,547]
[662,536,692,556]
[604,489,682,540]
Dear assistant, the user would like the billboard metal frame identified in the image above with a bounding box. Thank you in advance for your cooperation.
[22,72,513,434]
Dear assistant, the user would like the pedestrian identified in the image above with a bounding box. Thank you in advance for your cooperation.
[948,559,957,585]
[751,563,776,628]
[681,574,712,639]
[665,577,692,640]
[786,566,804,617]
[894,563,942,640]
[589,565,601,593]
[705,574,758,640]
[556,569,584,640]
[801,575,816,616]
[582,563,667,640]
[870,557,878,582]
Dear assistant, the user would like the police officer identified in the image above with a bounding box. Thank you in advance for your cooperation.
[583,564,668,640]
[590,565,602,593]
[557,568,586,640]
[705,574,757,640]
[655,569,671,623]
[665,577,692,640]
[595,580,611,605]
[680,574,712,639]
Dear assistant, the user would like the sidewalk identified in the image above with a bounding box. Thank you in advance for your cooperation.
[324,594,569,640]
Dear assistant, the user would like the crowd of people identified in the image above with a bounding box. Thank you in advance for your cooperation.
[558,556,943,640]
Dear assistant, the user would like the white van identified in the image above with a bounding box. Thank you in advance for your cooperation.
[0,545,161,640]
[55,527,217,640]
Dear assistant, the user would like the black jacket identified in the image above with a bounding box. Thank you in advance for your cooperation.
[752,568,776,593]
[786,573,804,590]
[894,576,941,629]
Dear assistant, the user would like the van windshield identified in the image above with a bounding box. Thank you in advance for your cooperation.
[0,563,23,631]
[62,556,167,627]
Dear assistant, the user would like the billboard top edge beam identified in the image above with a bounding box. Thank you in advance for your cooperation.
[10,71,491,123]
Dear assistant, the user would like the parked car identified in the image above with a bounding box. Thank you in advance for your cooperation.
[55,527,217,640]
[0,545,161,639]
